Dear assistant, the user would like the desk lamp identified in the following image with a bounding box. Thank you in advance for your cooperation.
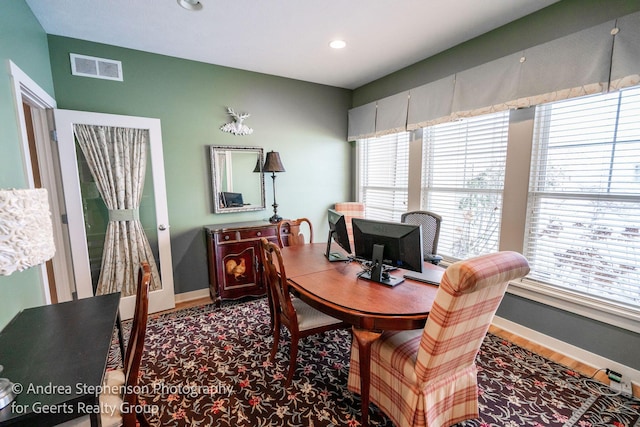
[0,188,56,410]
[263,151,286,223]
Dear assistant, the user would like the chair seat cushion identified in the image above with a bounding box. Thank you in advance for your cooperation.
[374,329,423,383]
[100,368,124,427]
[292,297,343,330]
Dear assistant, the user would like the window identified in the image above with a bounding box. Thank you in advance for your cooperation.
[357,132,410,222]
[355,87,640,324]
[422,112,510,259]
[525,87,640,308]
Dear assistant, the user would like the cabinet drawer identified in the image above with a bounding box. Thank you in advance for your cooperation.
[239,227,276,240]
[216,231,238,243]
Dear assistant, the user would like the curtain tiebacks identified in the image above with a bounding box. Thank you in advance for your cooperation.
[108,208,140,222]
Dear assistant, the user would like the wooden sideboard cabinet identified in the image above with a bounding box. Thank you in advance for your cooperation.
[204,221,281,305]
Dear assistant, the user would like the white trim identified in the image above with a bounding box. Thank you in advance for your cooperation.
[8,61,56,108]
[507,279,640,334]
[53,109,175,318]
[174,288,211,304]
[30,109,74,302]
[492,315,640,390]
[8,60,55,186]
[52,110,92,300]
[8,60,58,304]
[406,130,423,212]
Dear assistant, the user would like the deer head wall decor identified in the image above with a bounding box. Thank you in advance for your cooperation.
[220,107,254,136]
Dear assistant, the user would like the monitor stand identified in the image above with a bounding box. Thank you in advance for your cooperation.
[325,232,350,262]
[360,244,404,287]
[327,252,350,262]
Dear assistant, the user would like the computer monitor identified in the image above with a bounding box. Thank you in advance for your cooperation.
[221,192,244,208]
[325,209,352,262]
[352,218,423,286]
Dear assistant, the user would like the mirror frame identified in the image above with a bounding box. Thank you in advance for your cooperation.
[210,145,266,214]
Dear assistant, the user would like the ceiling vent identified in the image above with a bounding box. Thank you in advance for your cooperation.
[70,53,123,81]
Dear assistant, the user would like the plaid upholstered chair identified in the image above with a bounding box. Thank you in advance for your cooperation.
[333,202,365,248]
[348,251,530,427]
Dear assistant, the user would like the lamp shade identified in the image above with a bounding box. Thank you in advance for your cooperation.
[263,151,286,173]
[0,188,55,276]
[253,156,262,173]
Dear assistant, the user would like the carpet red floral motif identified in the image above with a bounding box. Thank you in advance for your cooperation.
[108,298,640,427]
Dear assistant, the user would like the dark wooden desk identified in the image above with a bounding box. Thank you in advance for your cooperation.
[280,244,441,427]
[0,293,121,427]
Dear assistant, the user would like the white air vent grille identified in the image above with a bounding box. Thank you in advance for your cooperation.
[70,53,123,81]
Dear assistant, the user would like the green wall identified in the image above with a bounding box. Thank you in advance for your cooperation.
[0,1,56,329]
[47,35,352,295]
[351,0,640,370]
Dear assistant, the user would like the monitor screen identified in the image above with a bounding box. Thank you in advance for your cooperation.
[221,192,244,208]
[325,209,351,262]
[352,218,423,286]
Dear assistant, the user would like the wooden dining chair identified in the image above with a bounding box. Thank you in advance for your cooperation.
[348,251,530,427]
[100,262,152,427]
[260,237,347,387]
[272,218,313,333]
[277,218,313,247]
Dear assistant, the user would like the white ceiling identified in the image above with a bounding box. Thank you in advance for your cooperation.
[26,0,560,89]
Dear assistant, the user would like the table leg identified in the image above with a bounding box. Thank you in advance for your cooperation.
[116,311,126,362]
[352,327,382,427]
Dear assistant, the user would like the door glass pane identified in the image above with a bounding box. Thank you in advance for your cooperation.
[75,127,160,296]
[76,142,106,294]
[140,151,160,287]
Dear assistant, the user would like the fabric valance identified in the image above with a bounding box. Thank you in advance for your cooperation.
[406,76,455,130]
[348,10,640,140]
[346,92,409,140]
[374,91,409,136]
[347,102,376,140]
[610,11,640,90]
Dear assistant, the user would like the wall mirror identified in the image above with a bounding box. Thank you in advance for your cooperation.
[210,145,265,214]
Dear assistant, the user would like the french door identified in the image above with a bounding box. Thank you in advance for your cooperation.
[54,110,175,319]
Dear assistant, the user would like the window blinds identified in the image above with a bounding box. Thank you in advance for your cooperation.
[421,111,509,260]
[357,132,410,222]
[525,86,640,307]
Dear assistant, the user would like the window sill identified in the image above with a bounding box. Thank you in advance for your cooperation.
[507,279,640,334]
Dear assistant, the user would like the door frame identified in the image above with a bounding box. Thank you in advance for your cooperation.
[8,60,75,303]
[54,109,175,318]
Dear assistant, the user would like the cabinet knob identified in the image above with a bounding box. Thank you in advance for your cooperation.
[256,231,262,237]
[158,224,168,231]
[224,235,230,240]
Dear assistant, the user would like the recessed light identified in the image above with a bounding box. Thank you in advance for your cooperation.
[329,40,347,49]
[177,0,203,11]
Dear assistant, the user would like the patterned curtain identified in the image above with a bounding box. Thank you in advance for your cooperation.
[74,124,161,296]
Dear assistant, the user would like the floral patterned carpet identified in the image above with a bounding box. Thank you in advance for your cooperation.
[108,298,640,426]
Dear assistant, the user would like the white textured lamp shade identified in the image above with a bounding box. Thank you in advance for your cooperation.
[0,188,55,276]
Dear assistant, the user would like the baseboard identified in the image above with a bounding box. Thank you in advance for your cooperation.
[492,315,639,397]
[174,288,210,304]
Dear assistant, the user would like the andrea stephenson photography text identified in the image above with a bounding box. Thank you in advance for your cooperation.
[8,380,233,417]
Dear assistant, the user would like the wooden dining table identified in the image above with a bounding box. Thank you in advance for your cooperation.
[279,243,442,427]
